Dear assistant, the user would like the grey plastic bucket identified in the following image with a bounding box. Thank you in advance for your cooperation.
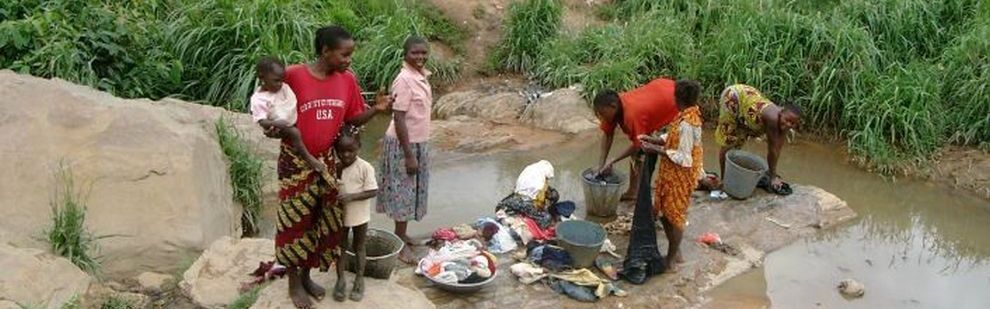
[344,228,404,279]
[556,220,606,268]
[581,168,626,217]
[723,150,768,199]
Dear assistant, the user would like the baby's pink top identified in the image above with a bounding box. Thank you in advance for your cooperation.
[249,84,297,124]
[385,62,432,143]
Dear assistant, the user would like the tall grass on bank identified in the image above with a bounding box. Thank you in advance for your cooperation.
[490,0,562,72]
[535,10,695,98]
[941,22,990,147]
[847,63,945,172]
[214,117,264,236]
[496,0,988,171]
[46,162,100,274]
[0,0,464,111]
[350,3,462,94]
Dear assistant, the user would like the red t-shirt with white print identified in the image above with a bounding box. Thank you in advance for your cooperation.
[283,64,366,156]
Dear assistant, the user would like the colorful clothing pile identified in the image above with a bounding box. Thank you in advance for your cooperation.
[496,194,554,229]
[475,218,518,253]
[550,269,627,300]
[526,242,572,272]
[416,239,496,284]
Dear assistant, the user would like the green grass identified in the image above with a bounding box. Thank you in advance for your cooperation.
[214,117,264,236]
[493,0,989,171]
[228,285,265,309]
[0,0,465,111]
[535,9,695,98]
[940,21,990,147]
[100,296,133,309]
[490,0,563,72]
[45,162,101,274]
[847,62,945,173]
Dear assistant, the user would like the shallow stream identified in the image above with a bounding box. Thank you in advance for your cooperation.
[264,118,990,308]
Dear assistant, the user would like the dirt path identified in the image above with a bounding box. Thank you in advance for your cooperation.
[427,0,606,91]
[425,0,509,76]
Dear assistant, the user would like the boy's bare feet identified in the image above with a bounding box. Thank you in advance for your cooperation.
[333,278,347,302]
[288,270,314,309]
[349,277,365,301]
[300,269,325,300]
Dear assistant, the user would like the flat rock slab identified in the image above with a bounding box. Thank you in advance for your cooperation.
[251,272,435,309]
[0,243,93,309]
[394,185,856,308]
[181,237,274,308]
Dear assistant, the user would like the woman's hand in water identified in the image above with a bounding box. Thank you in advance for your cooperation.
[404,156,420,175]
[373,90,394,113]
[597,162,614,177]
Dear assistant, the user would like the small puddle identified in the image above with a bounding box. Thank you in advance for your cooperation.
[260,119,990,308]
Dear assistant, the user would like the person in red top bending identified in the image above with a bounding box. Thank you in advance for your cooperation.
[593,78,680,201]
[262,25,390,309]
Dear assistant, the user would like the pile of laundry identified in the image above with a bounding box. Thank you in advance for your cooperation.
[417,160,629,302]
[416,239,497,285]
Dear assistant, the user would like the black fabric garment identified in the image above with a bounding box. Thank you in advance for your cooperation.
[495,193,554,229]
[619,152,666,285]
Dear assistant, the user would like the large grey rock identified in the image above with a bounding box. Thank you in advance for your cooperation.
[433,88,597,134]
[0,71,261,278]
[433,90,525,123]
[519,87,598,134]
[180,237,274,308]
[0,243,93,309]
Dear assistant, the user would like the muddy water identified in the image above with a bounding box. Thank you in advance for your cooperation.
[264,118,990,308]
[705,138,990,309]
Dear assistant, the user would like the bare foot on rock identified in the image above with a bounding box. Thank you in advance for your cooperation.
[349,277,365,302]
[333,278,347,302]
[289,271,314,309]
[301,269,325,300]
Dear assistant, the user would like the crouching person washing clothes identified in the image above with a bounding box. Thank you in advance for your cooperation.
[638,79,704,271]
[715,84,801,195]
[593,78,681,201]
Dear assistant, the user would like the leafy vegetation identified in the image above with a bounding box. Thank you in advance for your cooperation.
[99,296,134,309]
[0,0,464,111]
[495,0,990,171]
[490,0,563,72]
[228,285,265,309]
[215,117,264,235]
[46,162,101,274]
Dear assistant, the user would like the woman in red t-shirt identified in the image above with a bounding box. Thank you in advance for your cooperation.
[261,26,390,308]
